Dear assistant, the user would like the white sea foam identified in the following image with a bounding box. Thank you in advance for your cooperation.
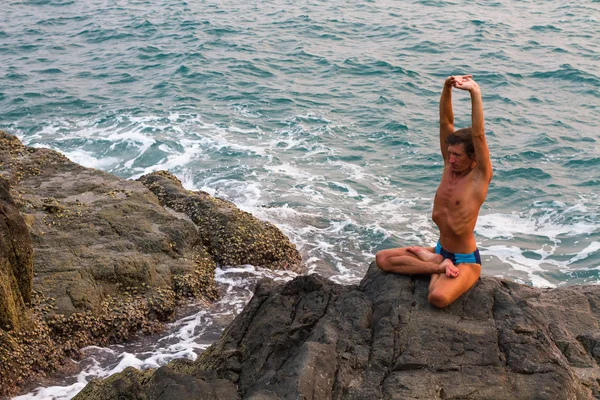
[404,214,438,246]
[267,135,308,151]
[476,212,597,242]
[129,140,205,179]
[293,184,326,202]
[229,103,263,120]
[330,181,359,197]
[475,207,600,285]
[364,222,394,242]
[356,196,373,207]
[13,264,297,400]
[215,264,297,282]
[481,240,600,281]
[17,113,277,180]
[295,113,332,124]
[327,159,366,180]
[568,242,600,265]
[58,149,121,171]
[368,198,414,226]
[329,261,359,284]
[301,144,336,158]
[481,245,555,287]
[196,130,268,157]
[263,162,316,181]
[225,181,264,209]
[12,358,103,400]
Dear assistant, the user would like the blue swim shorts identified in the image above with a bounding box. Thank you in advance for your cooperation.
[435,241,482,265]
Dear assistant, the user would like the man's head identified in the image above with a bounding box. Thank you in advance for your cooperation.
[446,127,475,172]
[446,127,474,157]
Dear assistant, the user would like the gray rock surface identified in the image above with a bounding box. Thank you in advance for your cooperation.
[76,262,600,400]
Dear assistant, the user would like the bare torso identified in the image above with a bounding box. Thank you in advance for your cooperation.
[375,75,492,308]
[432,166,488,253]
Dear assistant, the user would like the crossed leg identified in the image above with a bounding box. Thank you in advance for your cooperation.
[428,262,481,308]
[375,246,481,308]
[375,246,443,275]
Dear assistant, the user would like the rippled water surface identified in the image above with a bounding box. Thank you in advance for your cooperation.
[2,0,600,398]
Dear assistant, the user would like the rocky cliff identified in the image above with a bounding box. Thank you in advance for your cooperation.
[0,131,302,397]
[76,263,600,400]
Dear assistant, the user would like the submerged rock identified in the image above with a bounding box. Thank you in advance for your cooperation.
[76,262,600,400]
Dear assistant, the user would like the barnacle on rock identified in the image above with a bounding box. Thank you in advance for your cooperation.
[0,134,304,398]
[138,171,303,273]
[0,286,182,398]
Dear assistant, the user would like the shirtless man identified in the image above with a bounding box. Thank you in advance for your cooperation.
[375,75,492,308]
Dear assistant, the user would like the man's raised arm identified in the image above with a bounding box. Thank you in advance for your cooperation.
[439,77,456,162]
[454,77,493,181]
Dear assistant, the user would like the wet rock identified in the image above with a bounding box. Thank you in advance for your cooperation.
[138,171,303,273]
[75,365,237,400]
[78,263,600,400]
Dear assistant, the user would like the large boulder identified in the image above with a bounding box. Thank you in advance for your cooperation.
[0,131,217,316]
[76,263,600,400]
[0,177,33,331]
[0,131,303,397]
[138,171,303,273]
[0,131,302,317]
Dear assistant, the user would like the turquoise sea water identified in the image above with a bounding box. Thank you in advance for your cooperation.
[2,0,600,397]
[2,0,600,288]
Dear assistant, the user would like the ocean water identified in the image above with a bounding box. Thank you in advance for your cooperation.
[2,0,599,398]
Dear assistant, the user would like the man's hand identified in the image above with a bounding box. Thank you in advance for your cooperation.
[452,75,479,93]
[444,74,471,88]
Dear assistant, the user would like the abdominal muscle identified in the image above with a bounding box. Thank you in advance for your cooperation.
[431,170,483,254]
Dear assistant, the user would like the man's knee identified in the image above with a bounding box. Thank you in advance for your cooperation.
[375,251,389,271]
[428,289,451,309]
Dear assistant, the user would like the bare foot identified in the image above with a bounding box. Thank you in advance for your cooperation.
[407,247,443,263]
[440,259,460,278]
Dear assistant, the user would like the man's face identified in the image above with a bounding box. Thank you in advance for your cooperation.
[447,143,474,173]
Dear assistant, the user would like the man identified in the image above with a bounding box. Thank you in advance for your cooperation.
[375,75,493,308]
